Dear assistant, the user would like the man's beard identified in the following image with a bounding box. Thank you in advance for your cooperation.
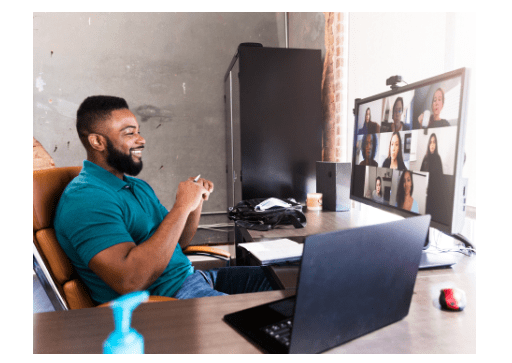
[105,138,143,176]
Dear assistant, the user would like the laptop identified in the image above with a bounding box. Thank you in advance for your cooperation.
[224,215,431,353]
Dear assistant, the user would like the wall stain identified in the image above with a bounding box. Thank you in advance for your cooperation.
[53,146,58,152]
[135,105,173,122]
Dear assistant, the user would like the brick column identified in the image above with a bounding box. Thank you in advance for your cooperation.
[321,12,346,162]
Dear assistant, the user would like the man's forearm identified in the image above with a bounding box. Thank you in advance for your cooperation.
[178,200,203,249]
[115,205,192,292]
[126,200,201,290]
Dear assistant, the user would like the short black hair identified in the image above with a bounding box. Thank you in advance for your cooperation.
[76,95,129,147]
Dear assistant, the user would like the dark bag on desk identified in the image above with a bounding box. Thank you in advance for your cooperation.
[228,198,307,231]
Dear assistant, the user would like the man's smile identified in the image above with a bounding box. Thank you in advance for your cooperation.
[131,148,144,157]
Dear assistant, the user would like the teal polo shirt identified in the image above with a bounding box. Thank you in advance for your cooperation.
[54,160,194,304]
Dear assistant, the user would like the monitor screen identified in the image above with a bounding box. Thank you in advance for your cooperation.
[350,68,469,236]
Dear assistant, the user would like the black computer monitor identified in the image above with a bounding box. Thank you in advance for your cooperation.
[350,68,471,246]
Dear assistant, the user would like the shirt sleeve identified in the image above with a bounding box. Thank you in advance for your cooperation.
[57,185,134,267]
[158,199,169,217]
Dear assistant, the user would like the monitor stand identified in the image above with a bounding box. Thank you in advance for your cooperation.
[418,251,456,270]
[418,228,463,270]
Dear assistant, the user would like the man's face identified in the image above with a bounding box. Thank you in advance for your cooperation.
[104,109,145,176]
[106,137,143,176]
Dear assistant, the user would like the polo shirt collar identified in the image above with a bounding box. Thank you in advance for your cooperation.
[82,160,132,192]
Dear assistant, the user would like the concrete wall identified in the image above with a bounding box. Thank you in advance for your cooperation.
[33,12,292,214]
[288,12,325,58]
[34,12,326,214]
[33,12,325,245]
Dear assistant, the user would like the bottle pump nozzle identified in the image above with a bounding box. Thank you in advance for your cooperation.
[103,290,149,354]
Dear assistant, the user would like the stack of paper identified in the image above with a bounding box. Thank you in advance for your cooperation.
[238,239,303,265]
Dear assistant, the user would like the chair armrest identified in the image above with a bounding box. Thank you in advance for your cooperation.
[182,245,231,261]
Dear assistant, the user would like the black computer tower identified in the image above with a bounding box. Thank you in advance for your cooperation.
[316,162,351,212]
[224,44,322,207]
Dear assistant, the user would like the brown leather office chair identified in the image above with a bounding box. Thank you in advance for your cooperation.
[33,166,231,310]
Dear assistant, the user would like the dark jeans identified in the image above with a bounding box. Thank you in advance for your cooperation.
[172,266,278,299]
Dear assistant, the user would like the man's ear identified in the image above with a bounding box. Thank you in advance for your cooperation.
[88,134,106,151]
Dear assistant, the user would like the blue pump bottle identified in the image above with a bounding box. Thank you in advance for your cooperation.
[103,290,149,354]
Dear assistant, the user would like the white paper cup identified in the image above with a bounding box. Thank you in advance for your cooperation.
[422,110,430,128]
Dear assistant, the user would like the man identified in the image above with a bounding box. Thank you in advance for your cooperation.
[54,95,276,304]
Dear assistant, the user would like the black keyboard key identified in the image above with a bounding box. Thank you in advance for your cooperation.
[261,319,294,347]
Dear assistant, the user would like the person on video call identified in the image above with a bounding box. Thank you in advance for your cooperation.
[382,131,406,170]
[417,88,451,129]
[359,133,379,166]
[395,170,419,213]
[372,176,385,203]
[54,95,276,305]
[420,133,444,176]
[358,107,381,134]
[389,97,410,132]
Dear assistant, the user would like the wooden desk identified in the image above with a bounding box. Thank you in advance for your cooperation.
[235,209,402,265]
[237,209,403,242]
[33,255,475,354]
[273,253,476,353]
[234,208,476,353]
[34,209,475,353]
[33,290,295,354]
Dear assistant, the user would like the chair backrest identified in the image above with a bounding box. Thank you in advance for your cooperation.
[33,166,96,310]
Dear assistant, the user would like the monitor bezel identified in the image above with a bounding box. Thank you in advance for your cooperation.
[350,67,469,236]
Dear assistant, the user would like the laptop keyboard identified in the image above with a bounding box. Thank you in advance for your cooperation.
[261,318,293,347]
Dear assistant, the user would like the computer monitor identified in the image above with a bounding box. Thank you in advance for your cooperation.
[350,68,471,247]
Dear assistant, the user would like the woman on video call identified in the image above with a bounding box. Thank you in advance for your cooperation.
[420,133,444,175]
[358,107,381,134]
[418,88,451,128]
[382,132,406,170]
[359,134,379,166]
[395,170,418,213]
[390,97,410,132]
[372,176,384,203]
